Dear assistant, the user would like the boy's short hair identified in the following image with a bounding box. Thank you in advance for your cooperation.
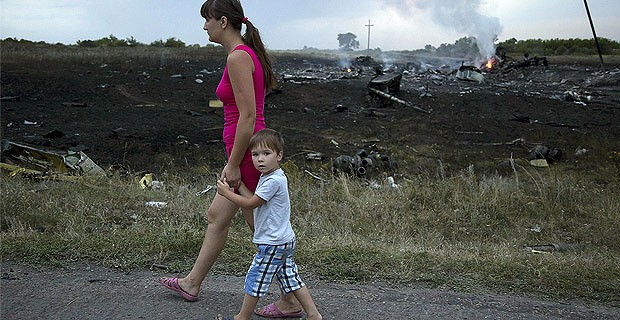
[249,128,284,155]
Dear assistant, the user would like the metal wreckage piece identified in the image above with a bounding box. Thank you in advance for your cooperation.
[367,72,432,114]
[332,149,397,177]
[0,140,105,180]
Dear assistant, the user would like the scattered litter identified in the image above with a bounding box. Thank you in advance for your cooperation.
[1,96,20,102]
[151,180,164,190]
[139,173,163,190]
[334,104,347,112]
[524,243,584,253]
[139,173,153,189]
[186,110,203,116]
[529,159,549,167]
[305,152,325,161]
[304,169,328,182]
[195,185,214,196]
[151,263,168,270]
[145,201,167,208]
[387,176,399,188]
[194,79,204,84]
[528,225,541,233]
[209,100,223,108]
[574,147,588,157]
[61,102,87,107]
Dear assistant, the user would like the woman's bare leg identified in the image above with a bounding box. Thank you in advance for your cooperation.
[176,193,239,296]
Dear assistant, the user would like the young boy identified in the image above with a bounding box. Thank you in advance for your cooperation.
[215,128,322,320]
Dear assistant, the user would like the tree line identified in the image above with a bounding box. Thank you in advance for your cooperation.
[3,34,620,56]
[336,32,620,57]
[495,37,620,56]
[1,35,202,48]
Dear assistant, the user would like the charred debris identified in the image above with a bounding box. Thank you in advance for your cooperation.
[277,52,619,179]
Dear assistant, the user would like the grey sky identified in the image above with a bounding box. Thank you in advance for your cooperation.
[1,0,618,52]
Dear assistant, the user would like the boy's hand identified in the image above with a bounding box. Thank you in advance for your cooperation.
[216,178,232,195]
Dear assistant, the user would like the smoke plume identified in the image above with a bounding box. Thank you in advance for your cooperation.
[383,0,502,58]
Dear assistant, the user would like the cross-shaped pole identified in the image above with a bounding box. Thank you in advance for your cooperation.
[365,19,374,56]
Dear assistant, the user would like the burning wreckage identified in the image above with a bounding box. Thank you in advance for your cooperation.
[278,52,619,179]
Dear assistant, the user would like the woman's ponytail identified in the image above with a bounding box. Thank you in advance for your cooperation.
[242,19,277,91]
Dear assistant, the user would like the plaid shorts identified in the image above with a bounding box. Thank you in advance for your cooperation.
[244,238,305,297]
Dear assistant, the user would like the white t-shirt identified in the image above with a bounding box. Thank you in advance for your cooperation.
[253,168,295,245]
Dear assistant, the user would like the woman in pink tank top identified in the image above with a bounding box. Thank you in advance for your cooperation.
[159,0,304,317]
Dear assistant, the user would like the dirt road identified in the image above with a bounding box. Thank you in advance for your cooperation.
[2,260,618,320]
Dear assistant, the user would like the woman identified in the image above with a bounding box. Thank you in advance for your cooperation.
[159,0,303,318]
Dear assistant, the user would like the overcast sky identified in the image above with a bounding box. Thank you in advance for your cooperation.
[1,0,618,53]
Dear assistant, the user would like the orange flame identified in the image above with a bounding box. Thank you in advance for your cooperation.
[486,59,493,69]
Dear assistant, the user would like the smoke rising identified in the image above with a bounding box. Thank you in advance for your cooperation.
[382,0,502,58]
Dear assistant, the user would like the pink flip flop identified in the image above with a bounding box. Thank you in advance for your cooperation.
[254,302,304,318]
[158,277,199,302]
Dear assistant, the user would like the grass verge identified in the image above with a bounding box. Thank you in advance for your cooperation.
[1,157,619,306]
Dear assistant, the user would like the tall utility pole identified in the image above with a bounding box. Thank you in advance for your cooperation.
[365,19,374,57]
[583,0,604,69]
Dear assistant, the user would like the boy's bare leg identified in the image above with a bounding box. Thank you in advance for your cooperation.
[291,286,322,320]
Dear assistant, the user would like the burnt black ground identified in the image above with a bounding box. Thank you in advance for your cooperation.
[2,51,619,179]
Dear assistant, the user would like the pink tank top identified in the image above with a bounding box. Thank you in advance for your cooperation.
[216,45,266,146]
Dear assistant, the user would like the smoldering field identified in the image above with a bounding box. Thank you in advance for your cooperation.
[1,44,620,305]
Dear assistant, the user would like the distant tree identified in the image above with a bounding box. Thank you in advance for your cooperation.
[125,36,141,47]
[164,37,185,48]
[150,39,166,47]
[337,32,360,51]
[76,39,97,47]
[435,36,480,59]
[149,37,185,48]
[103,34,125,46]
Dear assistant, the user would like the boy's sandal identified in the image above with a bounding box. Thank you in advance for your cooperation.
[255,302,304,318]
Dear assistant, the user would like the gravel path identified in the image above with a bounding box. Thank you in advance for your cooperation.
[2,261,618,319]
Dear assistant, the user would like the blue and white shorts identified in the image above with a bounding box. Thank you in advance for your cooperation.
[244,238,305,297]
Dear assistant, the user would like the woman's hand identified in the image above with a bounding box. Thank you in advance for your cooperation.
[221,163,242,188]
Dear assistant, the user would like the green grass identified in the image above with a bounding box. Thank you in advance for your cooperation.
[2,157,619,306]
